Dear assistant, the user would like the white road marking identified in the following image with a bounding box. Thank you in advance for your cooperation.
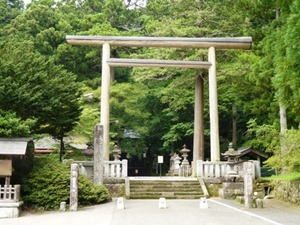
[208,199,284,225]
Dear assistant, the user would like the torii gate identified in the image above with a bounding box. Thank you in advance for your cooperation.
[66,36,252,163]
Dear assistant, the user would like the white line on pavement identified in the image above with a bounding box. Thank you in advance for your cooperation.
[208,199,284,225]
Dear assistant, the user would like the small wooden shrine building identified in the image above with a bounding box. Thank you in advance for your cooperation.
[0,138,34,218]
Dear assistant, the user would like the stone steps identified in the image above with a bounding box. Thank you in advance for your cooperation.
[129,178,205,199]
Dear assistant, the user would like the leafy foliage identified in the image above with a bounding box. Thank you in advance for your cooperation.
[0,110,35,137]
[22,155,110,210]
[265,129,300,173]
[244,119,280,151]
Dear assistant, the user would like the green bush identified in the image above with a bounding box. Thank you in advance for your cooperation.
[22,155,110,210]
[78,175,110,205]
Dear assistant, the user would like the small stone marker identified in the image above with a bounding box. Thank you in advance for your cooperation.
[60,202,66,212]
[158,197,167,209]
[255,198,263,208]
[116,197,125,209]
[199,197,208,209]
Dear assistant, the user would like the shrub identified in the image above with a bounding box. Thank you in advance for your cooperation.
[22,155,110,210]
[78,175,110,205]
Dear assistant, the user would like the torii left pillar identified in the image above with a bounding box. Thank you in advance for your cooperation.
[101,42,111,160]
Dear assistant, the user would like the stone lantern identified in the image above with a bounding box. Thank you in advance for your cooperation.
[222,142,241,181]
[173,153,182,175]
[180,144,191,176]
[113,144,121,161]
[222,142,240,163]
[180,144,190,166]
[83,142,94,158]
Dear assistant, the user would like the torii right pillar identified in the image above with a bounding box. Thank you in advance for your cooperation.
[208,46,220,162]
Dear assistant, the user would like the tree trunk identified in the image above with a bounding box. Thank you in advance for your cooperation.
[279,102,287,134]
[60,137,65,162]
[232,104,237,146]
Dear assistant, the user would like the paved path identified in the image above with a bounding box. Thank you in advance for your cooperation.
[1,198,299,225]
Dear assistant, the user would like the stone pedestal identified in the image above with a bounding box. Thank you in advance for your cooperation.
[219,182,244,199]
[0,201,23,218]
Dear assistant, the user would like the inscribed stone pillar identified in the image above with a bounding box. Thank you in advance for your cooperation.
[94,124,104,185]
[244,162,253,208]
[100,43,111,160]
[208,46,220,162]
[70,163,78,211]
[193,74,204,164]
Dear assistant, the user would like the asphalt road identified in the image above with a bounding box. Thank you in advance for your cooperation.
[1,198,299,225]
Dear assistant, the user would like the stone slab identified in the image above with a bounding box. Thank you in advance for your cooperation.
[0,201,23,218]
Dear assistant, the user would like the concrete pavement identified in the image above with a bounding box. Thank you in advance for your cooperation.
[1,198,299,225]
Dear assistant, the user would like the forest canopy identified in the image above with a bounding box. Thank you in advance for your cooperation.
[1,0,300,173]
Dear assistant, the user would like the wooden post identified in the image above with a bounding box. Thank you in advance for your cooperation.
[208,46,220,162]
[94,124,104,185]
[100,43,111,161]
[14,185,20,201]
[70,163,78,211]
[5,177,10,186]
[193,74,204,164]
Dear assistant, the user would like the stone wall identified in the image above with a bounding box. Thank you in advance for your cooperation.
[275,181,300,205]
[219,182,244,199]
[103,178,125,198]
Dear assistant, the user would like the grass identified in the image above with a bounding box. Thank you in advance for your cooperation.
[262,172,300,182]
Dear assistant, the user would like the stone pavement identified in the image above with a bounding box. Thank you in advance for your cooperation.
[1,198,299,225]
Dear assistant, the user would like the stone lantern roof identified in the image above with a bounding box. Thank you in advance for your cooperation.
[222,142,241,158]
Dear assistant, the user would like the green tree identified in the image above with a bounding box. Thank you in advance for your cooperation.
[265,128,300,173]
[0,0,23,28]
[0,40,82,161]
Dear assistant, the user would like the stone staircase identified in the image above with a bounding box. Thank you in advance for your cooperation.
[128,177,206,199]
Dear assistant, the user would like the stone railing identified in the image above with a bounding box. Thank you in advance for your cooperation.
[196,160,260,179]
[75,159,128,180]
[103,160,128,178]
[0,185,20,203]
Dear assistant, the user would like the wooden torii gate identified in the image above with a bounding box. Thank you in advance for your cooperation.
[66,36,252,163]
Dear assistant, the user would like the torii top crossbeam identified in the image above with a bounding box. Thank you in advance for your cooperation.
[66,35,252,49]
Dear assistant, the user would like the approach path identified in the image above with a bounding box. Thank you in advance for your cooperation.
[1,198,299,225]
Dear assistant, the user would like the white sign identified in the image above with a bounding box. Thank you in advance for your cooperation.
[199,197,208,209]
[159,197,167,209]
[117,197,125,209]
[158,156,164,164]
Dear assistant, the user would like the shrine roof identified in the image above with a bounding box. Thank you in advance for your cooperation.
[237,146,268,159]
[0,138,32,156]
